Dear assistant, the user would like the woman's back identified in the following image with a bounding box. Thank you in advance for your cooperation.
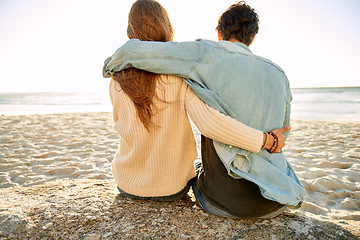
[110,74,197,197]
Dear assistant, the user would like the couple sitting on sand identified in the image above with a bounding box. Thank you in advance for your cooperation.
[103,0,304,219]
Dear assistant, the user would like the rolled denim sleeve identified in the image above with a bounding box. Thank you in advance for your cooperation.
[103,39,206,79]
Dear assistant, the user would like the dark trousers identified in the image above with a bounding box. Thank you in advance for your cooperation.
[193,135,287,218]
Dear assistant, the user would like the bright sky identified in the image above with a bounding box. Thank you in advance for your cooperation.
[0,0,359,92]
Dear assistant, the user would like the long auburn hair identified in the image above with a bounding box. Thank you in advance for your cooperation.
[112,0,174,131]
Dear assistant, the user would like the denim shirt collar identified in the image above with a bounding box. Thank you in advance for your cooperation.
[199,38,252,52]
[232,41,252,53]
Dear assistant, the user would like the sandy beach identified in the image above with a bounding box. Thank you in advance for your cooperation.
[0,112,359,239]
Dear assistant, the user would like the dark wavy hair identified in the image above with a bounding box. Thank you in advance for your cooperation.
[112,0,174,131]
[216,1,259,45]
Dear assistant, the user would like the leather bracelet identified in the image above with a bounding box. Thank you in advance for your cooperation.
[268,131,278,153]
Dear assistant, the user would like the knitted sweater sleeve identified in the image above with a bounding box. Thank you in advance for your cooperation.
[185,87,263,153]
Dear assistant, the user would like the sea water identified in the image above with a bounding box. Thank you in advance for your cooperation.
[0,87,359,122]
[0,92,112,116]
[290,87,360,122]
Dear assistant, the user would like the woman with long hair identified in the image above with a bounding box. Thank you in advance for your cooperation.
[108,0,286,201]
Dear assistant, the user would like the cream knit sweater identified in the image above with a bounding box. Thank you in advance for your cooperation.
[110,75,263,197]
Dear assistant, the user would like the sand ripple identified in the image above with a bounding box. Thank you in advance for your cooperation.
[0,113,116,188]
[285,120,360,221]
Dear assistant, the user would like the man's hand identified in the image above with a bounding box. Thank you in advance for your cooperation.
[263,126,291,153]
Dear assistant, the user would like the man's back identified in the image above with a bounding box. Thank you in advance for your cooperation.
[186,39,291,133]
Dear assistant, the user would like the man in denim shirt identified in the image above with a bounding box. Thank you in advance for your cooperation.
[103,1,305,218]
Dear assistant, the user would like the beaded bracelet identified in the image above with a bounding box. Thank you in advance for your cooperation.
[268,131,279,153]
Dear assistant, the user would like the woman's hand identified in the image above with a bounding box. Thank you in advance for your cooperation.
[263,126,291,153]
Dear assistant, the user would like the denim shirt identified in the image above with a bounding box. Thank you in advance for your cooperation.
[103,39,305,206]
